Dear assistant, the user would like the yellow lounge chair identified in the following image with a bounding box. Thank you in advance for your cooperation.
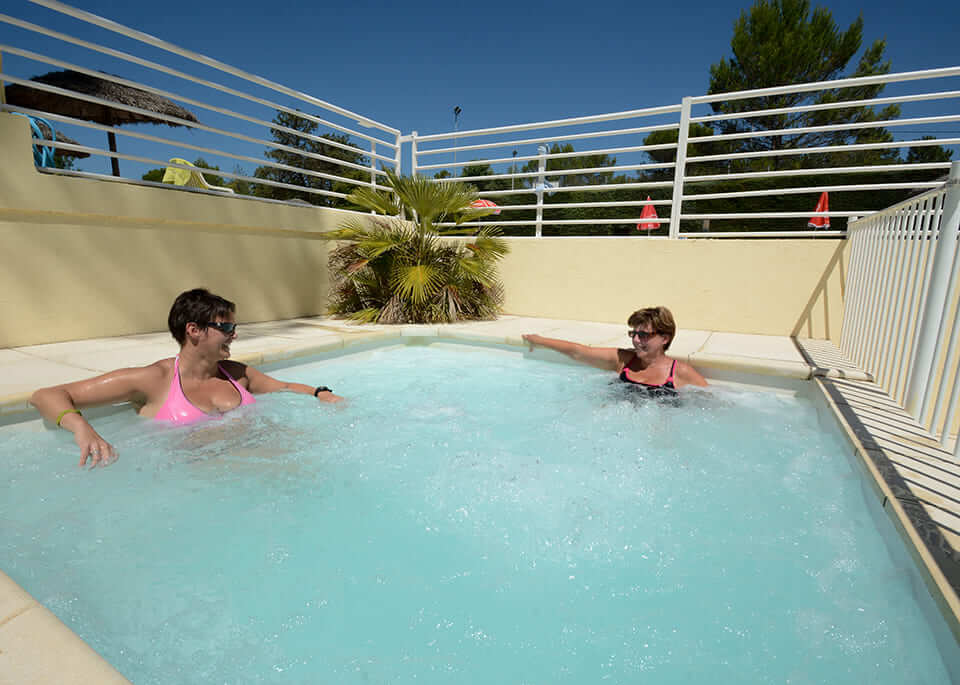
[162,158,234,193]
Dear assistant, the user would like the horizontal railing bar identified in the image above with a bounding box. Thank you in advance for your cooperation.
[685,162,950,184]
[478,181,675,197]
[443,162,675,183]
[680,212,861,219]
[684,182,939,200]
[437,218,667,226]
[0,81,385,176]
[688,113,960,144]
[414,104,683,142]
[416,143,677,171]
[0,49,398,162]
[689,66,960,106]
[687,137,960,164]
[480,200,673,210]
[40,165,352,202]
[26,0,401,134]
[2,103,393,187]
[679,230,848,237]
[0,21,397,148]
[690,89,960,124]
[19,139,352,199]
[416,123,680,156]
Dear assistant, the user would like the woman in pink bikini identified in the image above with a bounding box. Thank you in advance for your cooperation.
[522,306,707,396]
[30,288,343,468]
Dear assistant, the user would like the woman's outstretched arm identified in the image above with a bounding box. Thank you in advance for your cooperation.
[522,334,623,371]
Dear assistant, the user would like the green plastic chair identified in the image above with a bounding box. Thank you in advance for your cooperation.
[161,158,235,193]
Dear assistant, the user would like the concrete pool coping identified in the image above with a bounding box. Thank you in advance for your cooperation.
[1,315,957,683]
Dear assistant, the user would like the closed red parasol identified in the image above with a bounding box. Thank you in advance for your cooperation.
[807,192,830,229]
[636,196,659,231]
[470,198,501,215]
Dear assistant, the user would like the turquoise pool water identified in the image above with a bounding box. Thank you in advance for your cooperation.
[1,343,956,683]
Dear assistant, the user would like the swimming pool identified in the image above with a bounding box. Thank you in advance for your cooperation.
[1,342,957,683]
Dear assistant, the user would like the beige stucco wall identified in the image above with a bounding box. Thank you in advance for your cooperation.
[0,113,348,348]
[498,237,847,340]
[1,112,847,346]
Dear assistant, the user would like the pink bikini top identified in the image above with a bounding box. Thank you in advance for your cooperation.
[153,355,256,424]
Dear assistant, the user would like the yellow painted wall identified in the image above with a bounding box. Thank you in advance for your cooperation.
[1,113,847,346]
[498,237,847,340]
[0,113,344,348]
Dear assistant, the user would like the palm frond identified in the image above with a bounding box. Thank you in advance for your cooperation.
[464,227,510,260]
[347,307,382,323]
[455,256,499,287]
[391,263,443,305]
[346,185,401,215]
[453,206,497,225]
[384,169,477,224]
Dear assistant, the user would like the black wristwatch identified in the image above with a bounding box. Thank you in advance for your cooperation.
[314,386,331,397]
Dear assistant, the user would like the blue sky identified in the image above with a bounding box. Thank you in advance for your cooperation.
[2,0,957,176]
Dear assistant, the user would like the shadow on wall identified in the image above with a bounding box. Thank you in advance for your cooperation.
[791,240,846,339]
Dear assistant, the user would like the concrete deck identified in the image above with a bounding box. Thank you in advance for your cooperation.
[2,315,958,683]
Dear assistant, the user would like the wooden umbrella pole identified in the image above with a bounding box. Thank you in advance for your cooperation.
[106,116,120,176]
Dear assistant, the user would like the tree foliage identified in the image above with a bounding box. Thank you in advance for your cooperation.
[706,0,900,170]
[253,111,368,207]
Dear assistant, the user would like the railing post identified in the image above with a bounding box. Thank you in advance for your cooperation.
[905,160,960,417]
[394,132,403,176]
[410,130,418,177]
[535,144,547,238]
[668,96,692,239]
[369,141,376,188]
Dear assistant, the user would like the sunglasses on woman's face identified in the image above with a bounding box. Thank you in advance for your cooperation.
[628,330,657,342]
[205,321,238,335]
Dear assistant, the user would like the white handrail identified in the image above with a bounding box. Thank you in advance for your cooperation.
[2,103,390,187]
[0,37,398,149]
[26,0,399,135]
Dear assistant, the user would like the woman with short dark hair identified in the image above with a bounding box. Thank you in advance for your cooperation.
[522,305,707,396]
[30,288,343,467]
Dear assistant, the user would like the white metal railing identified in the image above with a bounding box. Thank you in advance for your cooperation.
[415,67,959,238]
[841,161,960,456]
[0,0,401,204]
[1,1,957,234]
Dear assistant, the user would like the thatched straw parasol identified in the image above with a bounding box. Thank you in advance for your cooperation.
[5,70,199,176]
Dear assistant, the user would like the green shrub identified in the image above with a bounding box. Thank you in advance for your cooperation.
[323,170,509,324]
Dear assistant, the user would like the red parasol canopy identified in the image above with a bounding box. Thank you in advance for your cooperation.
[470,198,501,215]
[636,196,659,231]
[807,191,830,229]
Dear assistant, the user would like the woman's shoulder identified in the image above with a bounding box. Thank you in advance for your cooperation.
[671,359,708,387]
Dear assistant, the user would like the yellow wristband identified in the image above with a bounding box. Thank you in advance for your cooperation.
[56,408,82,426]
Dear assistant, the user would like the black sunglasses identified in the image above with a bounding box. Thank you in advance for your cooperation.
[204,321,238,335]
[628,330,657,341]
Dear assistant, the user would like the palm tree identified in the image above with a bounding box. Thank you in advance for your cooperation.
[323,170,509,324]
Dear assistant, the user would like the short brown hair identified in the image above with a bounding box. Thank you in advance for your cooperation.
[627,306,676,350]
[168,288,235,345]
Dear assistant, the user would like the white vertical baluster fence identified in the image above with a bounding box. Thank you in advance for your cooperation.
[841,161,960,456]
